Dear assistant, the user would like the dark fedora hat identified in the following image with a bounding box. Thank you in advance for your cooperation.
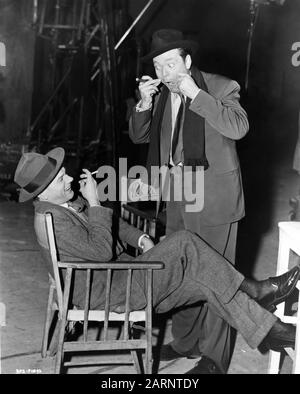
[141,29,199,62]
[14,147,65,202]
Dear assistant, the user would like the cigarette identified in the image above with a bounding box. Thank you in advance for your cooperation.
[136,78,148,83]
[91,170,98,175]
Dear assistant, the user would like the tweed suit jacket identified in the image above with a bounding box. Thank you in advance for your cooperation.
[33,198,147,310]
[129,69,249,226]
[31,199,277,348]
[33,198,249,318]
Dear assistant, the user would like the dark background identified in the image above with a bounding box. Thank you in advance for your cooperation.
[0,0,299,164]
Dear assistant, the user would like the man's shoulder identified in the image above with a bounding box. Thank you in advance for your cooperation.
[201,71,240,96]
[33,199,66,217]
[201,71,232,85]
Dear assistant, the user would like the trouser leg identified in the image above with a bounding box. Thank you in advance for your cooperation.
[137,230,276,349]
[189,222,237,373]
[171,302,231,374]
[168,214,238,372]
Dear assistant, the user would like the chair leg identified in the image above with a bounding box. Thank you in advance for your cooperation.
[293,289,300,373]
[145,347,153,374]
[145,300,153,374]
[268,350,281,374]
[55,268,72,374]
[145,324,153,374]
[54,318,65,374]
[131,350,142,374]
[48,312,60,357]
[41,284,55,358]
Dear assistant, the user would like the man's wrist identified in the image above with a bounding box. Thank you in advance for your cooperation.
[136,99,152,112]
[88,199,101,207]
[190,88,201,102]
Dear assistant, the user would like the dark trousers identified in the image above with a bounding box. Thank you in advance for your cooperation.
[166,196,238,373]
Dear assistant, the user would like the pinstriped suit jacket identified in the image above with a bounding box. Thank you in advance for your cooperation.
[129,69,249,226]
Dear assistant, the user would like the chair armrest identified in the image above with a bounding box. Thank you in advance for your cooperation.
[122,204,158,222]
[58,260,164,270]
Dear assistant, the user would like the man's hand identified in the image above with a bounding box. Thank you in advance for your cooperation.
[177,73,200,100]
[140,235,155,253]
[79,169,100,207]
[138,75,161,109]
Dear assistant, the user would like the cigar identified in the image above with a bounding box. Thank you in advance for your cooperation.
[135,78,149,83]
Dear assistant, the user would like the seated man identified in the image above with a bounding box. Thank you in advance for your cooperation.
[14,148,300,373]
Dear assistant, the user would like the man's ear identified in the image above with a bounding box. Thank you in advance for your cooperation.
[185,54,192,70]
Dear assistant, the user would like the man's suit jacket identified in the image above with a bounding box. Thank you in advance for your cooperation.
[33,198,251,318]
[129,70,249,226]
[33,198,147,311]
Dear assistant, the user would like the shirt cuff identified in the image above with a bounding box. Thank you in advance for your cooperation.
[191,88,202,103]
[135,100,152,112]
[138,234,150,248]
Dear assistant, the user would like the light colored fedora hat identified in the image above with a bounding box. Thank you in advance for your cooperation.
[14,147,65,202]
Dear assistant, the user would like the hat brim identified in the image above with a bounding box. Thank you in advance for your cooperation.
[18,147,65,202]
[141,40,199,63]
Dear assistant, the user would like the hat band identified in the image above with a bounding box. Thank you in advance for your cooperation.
[23,157,57,193]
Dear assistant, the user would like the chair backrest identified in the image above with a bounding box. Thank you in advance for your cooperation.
[35,210,164,373]
[34,212,64,312]
[121,203,161,245]
[35,211,164,315]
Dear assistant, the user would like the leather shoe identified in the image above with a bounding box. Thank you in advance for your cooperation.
[260,321,295,352]
[258,265,300,312]
[185,356,223,374]
[159,343,200,361]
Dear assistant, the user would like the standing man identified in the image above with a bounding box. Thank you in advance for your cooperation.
[129,29,249,374]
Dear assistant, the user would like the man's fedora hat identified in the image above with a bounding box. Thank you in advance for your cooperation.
[14,147,65,202]
[141,29,199,62]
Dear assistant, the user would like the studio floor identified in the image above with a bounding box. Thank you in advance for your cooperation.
[1,144,300,375]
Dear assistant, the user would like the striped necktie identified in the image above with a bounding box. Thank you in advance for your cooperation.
[171,94,185,165]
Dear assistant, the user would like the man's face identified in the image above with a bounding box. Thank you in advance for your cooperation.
[39,167,74,204]
[153,48,191,93]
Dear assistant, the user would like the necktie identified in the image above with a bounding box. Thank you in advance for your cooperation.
[171,94,185,165]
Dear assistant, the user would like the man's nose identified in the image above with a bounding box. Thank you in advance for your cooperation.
[65,175,73,182]
[162,67,169,78]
